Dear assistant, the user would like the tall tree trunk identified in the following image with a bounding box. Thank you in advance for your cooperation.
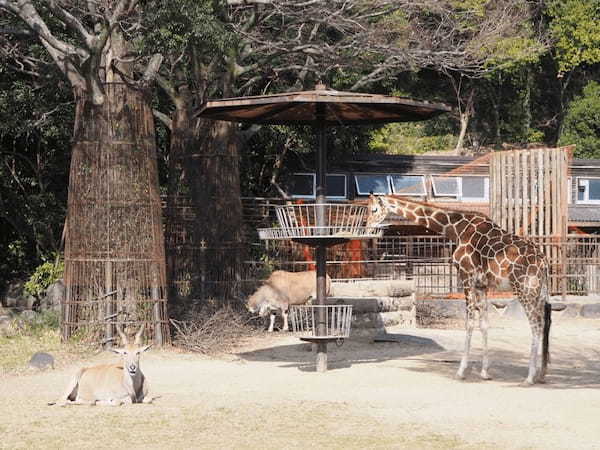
[455,110,469,155]
[194,118,246,301]
[63,83,169,345]
[164,100,246,304]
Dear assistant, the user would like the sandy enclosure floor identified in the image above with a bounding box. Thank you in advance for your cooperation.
[1,317,600,449]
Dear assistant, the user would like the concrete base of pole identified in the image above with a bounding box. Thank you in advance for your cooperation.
[316,341,328,372]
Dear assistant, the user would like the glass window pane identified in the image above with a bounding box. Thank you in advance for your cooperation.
[290,174,314,197]
[462,176,486,199]
[390,175,425,195]
[577,179,586,201]
[326,174,346,198]
[355,175,390,195]
[432,176,458,197]
[589,179,600,200]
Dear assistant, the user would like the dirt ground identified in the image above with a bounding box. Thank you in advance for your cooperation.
[2,316,600,449]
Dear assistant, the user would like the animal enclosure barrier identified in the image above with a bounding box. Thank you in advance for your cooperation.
[490,147,571,295]
[164,197,600,301]
[63,84,169,345]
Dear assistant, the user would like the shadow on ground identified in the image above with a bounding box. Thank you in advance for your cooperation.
[237,327,600,389]
[237,333,445,372]
[400,346,600,390]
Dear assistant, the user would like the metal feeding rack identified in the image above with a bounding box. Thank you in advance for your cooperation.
[258,203,383,246]
[289,304,353,343]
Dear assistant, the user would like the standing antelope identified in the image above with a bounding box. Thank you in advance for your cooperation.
[50,324,155,406]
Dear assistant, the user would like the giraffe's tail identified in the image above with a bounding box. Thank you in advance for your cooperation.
[542,289,552,374]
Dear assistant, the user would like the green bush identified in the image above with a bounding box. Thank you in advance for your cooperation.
[24,258,64,298]
[558,81,600,159]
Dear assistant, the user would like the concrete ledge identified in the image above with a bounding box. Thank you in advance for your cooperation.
[332,279,415,298]
[326,296,415,313]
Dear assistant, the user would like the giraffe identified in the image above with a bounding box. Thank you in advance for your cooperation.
[367,195,552,384]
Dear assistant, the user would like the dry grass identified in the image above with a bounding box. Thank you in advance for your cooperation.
[0,311,89,376]
[170,301,262,355]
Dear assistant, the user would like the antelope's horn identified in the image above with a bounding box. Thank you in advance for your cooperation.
[116,323,128,345]
[134,323,145,345]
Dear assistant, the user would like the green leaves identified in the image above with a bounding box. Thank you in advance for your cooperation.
[547,0,600,74]
[559,81,600,159]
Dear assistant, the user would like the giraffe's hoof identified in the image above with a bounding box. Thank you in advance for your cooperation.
[455,371,467,380]
[520,379,535,387]
[480,371,492,380]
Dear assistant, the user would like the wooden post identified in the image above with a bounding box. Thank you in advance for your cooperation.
[315,102,328,372]
[104,261,113,348]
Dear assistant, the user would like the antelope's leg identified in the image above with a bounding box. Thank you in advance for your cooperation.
[268,311,275,332]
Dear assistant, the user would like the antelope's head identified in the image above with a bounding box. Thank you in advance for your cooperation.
[112,324,152,377]
[246,285,271,317]
[366,194,388,228]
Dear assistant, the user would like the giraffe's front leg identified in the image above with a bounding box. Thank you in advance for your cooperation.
[267,311,276,332]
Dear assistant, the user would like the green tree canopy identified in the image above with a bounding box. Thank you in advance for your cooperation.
[558,81,600,159]
[547,0,600,74]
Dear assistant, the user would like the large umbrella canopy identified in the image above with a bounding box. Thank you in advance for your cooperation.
[196,84,450,372]
[196,84,451,125]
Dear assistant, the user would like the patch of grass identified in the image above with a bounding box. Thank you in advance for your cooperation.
[0,311,87,375]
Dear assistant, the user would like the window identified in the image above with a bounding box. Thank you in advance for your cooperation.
[290,173,347,199]
[390,175,426,196]
[326,174,347,199]
[290,173,315,198]
[460,176,489,202]
[432,176,459,198]
[577,178,600,204]
[355,174,390,195]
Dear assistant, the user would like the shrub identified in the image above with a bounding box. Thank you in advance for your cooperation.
[558,81,600,159]
[24,258,64,298]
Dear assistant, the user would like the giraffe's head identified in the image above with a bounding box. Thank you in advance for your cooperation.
[366,194,388,228]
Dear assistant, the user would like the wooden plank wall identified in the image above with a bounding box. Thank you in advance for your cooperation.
[491,148,569,237]
[490,148,570,295]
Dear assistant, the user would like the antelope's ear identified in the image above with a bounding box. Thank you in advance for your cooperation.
[110,348,124,355]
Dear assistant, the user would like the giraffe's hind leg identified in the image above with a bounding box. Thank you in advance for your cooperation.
[515,287,544,385]
[457,288,476,380]
[477,288,491,380]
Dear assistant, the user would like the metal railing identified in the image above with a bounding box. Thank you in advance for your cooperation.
[289,304,353,339]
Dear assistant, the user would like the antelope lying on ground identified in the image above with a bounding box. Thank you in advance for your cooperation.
[246,270,332,332]
[49,324,155,406]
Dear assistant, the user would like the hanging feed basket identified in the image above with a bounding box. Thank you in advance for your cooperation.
[258,203,382,243]
[289,304,353,342]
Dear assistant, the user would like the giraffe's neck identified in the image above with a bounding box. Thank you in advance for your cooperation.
[382,196,469,241]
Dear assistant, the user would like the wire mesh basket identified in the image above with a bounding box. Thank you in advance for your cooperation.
[289,304,353,340]
[258,203,383,241]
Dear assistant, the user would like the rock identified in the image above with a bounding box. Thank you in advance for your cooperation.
[40,280,64,312]
[2,280,35,310]
[581,304,600,318]
[502,300,527,320]
[560,303,582,318]
[332,279,415,298]
[28,352,55,370]
[326,296,414,313]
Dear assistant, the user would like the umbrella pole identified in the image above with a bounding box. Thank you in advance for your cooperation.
[315,104,328,372]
